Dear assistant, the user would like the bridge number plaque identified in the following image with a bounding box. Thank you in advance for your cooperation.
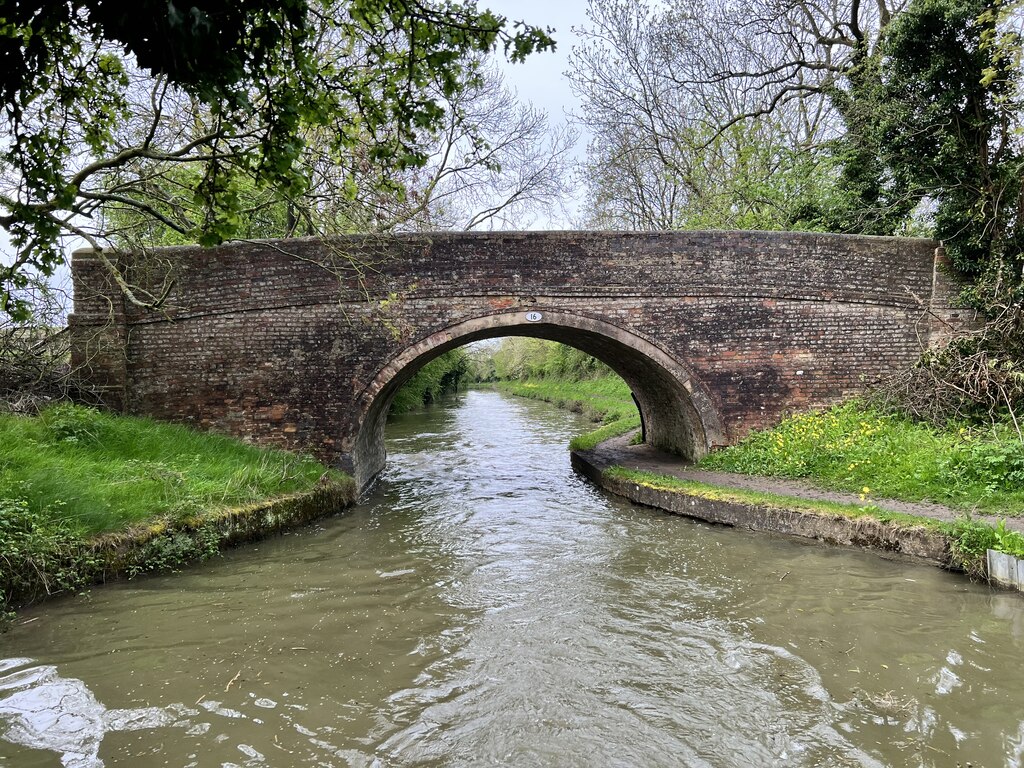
[525,311,543,322]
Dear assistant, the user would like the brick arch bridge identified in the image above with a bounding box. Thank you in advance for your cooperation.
[70,231,962,490]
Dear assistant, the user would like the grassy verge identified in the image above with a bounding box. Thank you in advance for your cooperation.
[569,418,641,452]
[494,374,637,424]
[493,374,641,450]
[502,375,1024,517]
[1,403,354,625]
[605,466,946,528]
[606,465,1024,578]
[699,400,1024,516]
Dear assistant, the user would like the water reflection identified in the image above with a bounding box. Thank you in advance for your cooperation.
[0,658,192,767]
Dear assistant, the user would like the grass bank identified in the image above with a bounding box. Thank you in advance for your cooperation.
[493,374,641,450]
[504,374,1023,517]
[1,403,354,625]
[700,401,1024,516]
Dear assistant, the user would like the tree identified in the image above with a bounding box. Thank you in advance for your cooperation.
[0,1,556,320]
[394,66,577,231]
[568,0,859,231]
[0,1,308,102]
[389,348,470,413]
[568,0,959,234]
[873,0,1024,427]
[489,337,608,380]
[101,63,576,248]
[570,0,1023,426]
[880,0,1023,285]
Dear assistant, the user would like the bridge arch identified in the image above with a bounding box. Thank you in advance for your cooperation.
[348,309,726,490]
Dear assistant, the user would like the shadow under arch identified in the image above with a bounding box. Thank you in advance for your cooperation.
[349,310,726,490]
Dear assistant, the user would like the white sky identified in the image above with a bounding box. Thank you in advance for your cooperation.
[485,0,587,127]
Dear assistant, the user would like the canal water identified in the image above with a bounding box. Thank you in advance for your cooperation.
[2,389,1024,767]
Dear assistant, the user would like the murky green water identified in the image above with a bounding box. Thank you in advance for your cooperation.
[2,389,1024,767]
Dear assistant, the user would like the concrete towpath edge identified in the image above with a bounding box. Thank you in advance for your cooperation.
[571,438,961,571]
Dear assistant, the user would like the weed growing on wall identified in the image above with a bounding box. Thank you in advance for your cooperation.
[940,516,1024,577]
[125,526,222,578]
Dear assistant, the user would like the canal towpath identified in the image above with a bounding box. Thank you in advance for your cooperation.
[584,433,1024,533]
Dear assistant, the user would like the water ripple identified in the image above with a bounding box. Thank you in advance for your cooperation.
[2,391,1024,767]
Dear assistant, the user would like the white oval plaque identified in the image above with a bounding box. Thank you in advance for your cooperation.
[525,311,543,322]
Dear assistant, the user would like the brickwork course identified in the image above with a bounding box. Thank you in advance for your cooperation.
[69,231,967,489]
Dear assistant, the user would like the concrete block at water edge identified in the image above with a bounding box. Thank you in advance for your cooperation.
[987,549,1022,590]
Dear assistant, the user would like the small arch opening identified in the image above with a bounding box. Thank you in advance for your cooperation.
[348,311,723,490]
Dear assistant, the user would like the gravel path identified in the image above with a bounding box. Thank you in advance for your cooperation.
[584,434,1024,533]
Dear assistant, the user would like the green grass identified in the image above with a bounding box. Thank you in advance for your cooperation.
[492,373,641,452]
[494,374,638,424]
[0,403,349,537]
[699,401,1024,516]
[569,418,642,452]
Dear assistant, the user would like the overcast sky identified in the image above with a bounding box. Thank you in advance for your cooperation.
[485,0,587,126]
[486,0,590,227]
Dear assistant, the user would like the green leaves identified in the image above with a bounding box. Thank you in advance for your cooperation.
[877,0,1023,289]
[1,1,557,319]
[390,349,471,413]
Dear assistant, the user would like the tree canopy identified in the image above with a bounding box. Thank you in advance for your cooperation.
[1,1,307,102]
[0,1,557,320]
[570,0,1023,292]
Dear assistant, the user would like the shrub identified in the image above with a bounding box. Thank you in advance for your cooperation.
[39,403,107,445]
[943,430,1024,491]
[0,494,96,628]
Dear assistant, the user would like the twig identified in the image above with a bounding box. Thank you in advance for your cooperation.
[224,671,241,692]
